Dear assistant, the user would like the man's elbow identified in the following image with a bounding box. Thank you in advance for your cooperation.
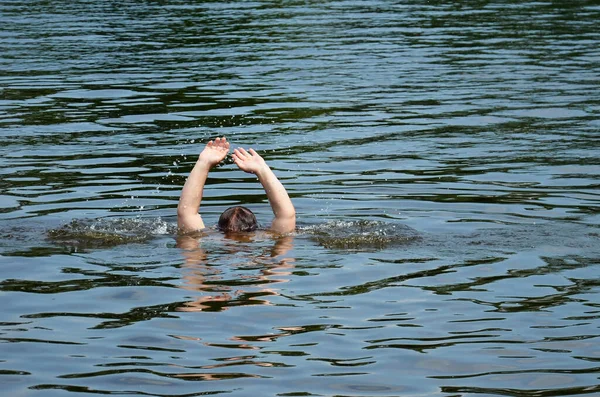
[177,208,204,233]
[274,209,296,231]
[177,205,196,228]
[177,203,194,218]
[279,208,296,221]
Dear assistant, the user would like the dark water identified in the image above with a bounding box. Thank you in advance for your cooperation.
[1,1,599,396]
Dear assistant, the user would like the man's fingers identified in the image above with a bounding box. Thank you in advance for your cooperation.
[232,153,244,162]
[237,147,251,157]
[209,137,229,151]
[232,154,244,167]
[248,148,258,156]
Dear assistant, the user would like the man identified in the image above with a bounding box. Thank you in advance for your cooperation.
[177,137,296,234]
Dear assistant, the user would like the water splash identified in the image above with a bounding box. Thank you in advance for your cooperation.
[47,217,177,249]
[299,220,420,250]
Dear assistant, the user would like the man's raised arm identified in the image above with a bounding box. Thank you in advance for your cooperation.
[231,148,296,233]
[177,137,230,233]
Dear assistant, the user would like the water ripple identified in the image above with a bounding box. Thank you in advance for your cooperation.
[1,1,599,396]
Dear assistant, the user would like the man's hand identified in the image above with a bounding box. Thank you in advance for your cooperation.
[232,148,268,174]
[198,137,230,166]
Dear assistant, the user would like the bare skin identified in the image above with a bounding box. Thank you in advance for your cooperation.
[177,137,230,232]
[231,147,296,234]
[177,137,296,234]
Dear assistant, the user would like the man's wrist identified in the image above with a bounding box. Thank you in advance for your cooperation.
[196,158,216,168]
[254,164,272,179]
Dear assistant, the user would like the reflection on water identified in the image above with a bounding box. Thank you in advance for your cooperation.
[176,232,295,313]
[1,0,599,396]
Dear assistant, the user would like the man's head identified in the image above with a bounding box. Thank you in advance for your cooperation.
[218,206,258,232]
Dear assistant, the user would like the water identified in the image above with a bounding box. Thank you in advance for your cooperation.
[1,1,599,396]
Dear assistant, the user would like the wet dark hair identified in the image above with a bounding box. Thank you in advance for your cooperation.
[218,206,258,232]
